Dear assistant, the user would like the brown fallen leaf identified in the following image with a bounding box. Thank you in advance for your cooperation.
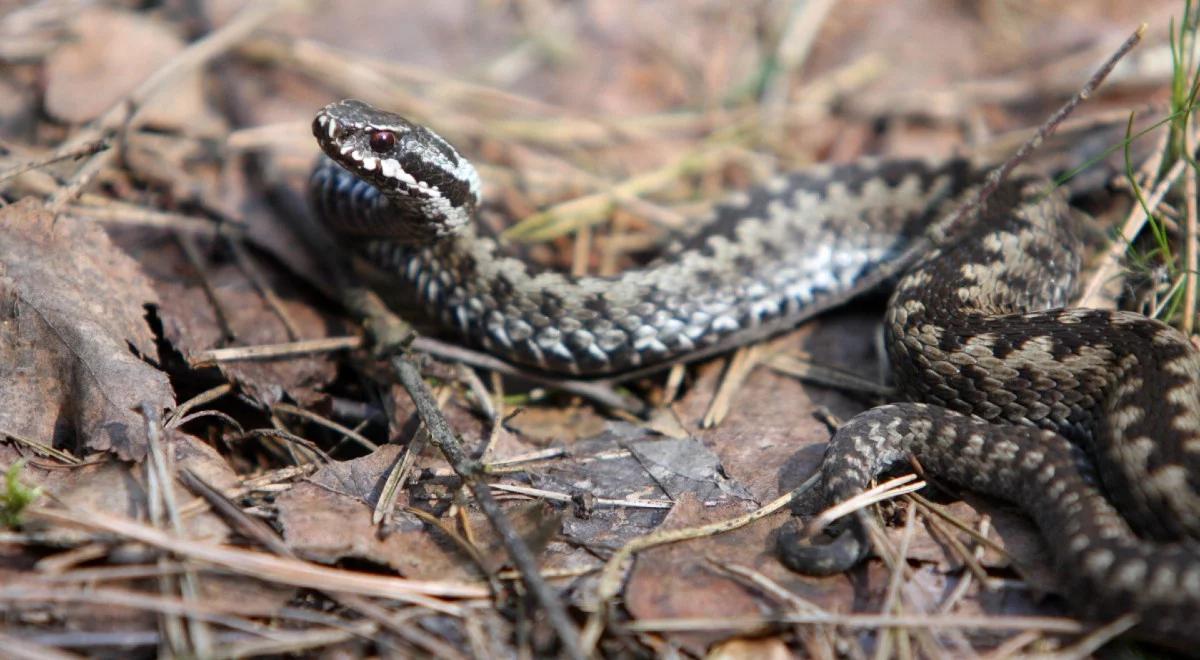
[624,494,854,654]
[277,443,569,581]
[707,637,793,660]
[42,6,219,133]
[151,254,341,409]
[276,444,492,580]
[0,199,174,461]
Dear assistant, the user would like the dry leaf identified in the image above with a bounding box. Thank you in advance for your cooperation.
[623,494,851,654]
[43,7,214,130]
[152,256,341,408]
[0,199,174,461]
[276,444,568,580]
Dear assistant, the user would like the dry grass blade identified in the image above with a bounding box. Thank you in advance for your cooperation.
[907,492,1008,558]
[981,630,1045,659]
[912,497,993,588]
[766,351,894,397]
[937,515,993,614]
[2,431,83,465]
[141,406,211,656]
[374,385,446,525]
[760,0,837,122]
[188,336,362,367]
[213,624,377,659]
[804,474,925,538]
[702,344,764,428]
[619,612,1088,637]
[165,384,235,430]
[0,631,82,660]
[176,468,292,558]
[705,559,825,614]
[29,507,489,607]
[1078,158,1187,307]
[488,483,673,509]
[403,506,503,598]
[1183,123,1198,333]
[373,430,423,524]
[273,402,378,452]
[878,506,919,631]
[502,143,743,242]
[66,202,238,236]
[0,585,273,636]
[1039,614,1139,660]
[481,447,566,472]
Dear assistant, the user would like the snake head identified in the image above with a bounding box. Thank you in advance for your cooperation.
[313,99,481,224]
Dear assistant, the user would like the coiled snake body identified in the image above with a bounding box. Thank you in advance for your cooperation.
[310,99,1200,646]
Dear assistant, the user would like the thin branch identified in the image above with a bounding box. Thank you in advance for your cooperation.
[389,356,586,660]
[0,138,111,184]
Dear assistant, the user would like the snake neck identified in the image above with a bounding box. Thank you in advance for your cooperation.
[310,156,475,243]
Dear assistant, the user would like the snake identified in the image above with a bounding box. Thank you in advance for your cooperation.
[308,99,1200,647]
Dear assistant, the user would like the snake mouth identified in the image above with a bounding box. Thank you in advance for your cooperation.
[313,109,345,143]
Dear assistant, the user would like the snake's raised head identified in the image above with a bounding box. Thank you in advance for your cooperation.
[313,99,481,238]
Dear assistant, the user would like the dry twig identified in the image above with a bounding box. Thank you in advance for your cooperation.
[389,356,586,660]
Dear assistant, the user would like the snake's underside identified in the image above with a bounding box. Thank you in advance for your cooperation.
[309,99,1200,647]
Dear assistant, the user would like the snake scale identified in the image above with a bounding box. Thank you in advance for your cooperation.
[309,99,1200,647]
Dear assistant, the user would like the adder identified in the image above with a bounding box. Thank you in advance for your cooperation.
[308,98,1200,646]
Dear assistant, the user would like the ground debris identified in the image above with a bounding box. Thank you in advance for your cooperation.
[0,1,1185,657]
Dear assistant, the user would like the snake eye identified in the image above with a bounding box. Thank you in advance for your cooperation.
[368,130,396,153]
